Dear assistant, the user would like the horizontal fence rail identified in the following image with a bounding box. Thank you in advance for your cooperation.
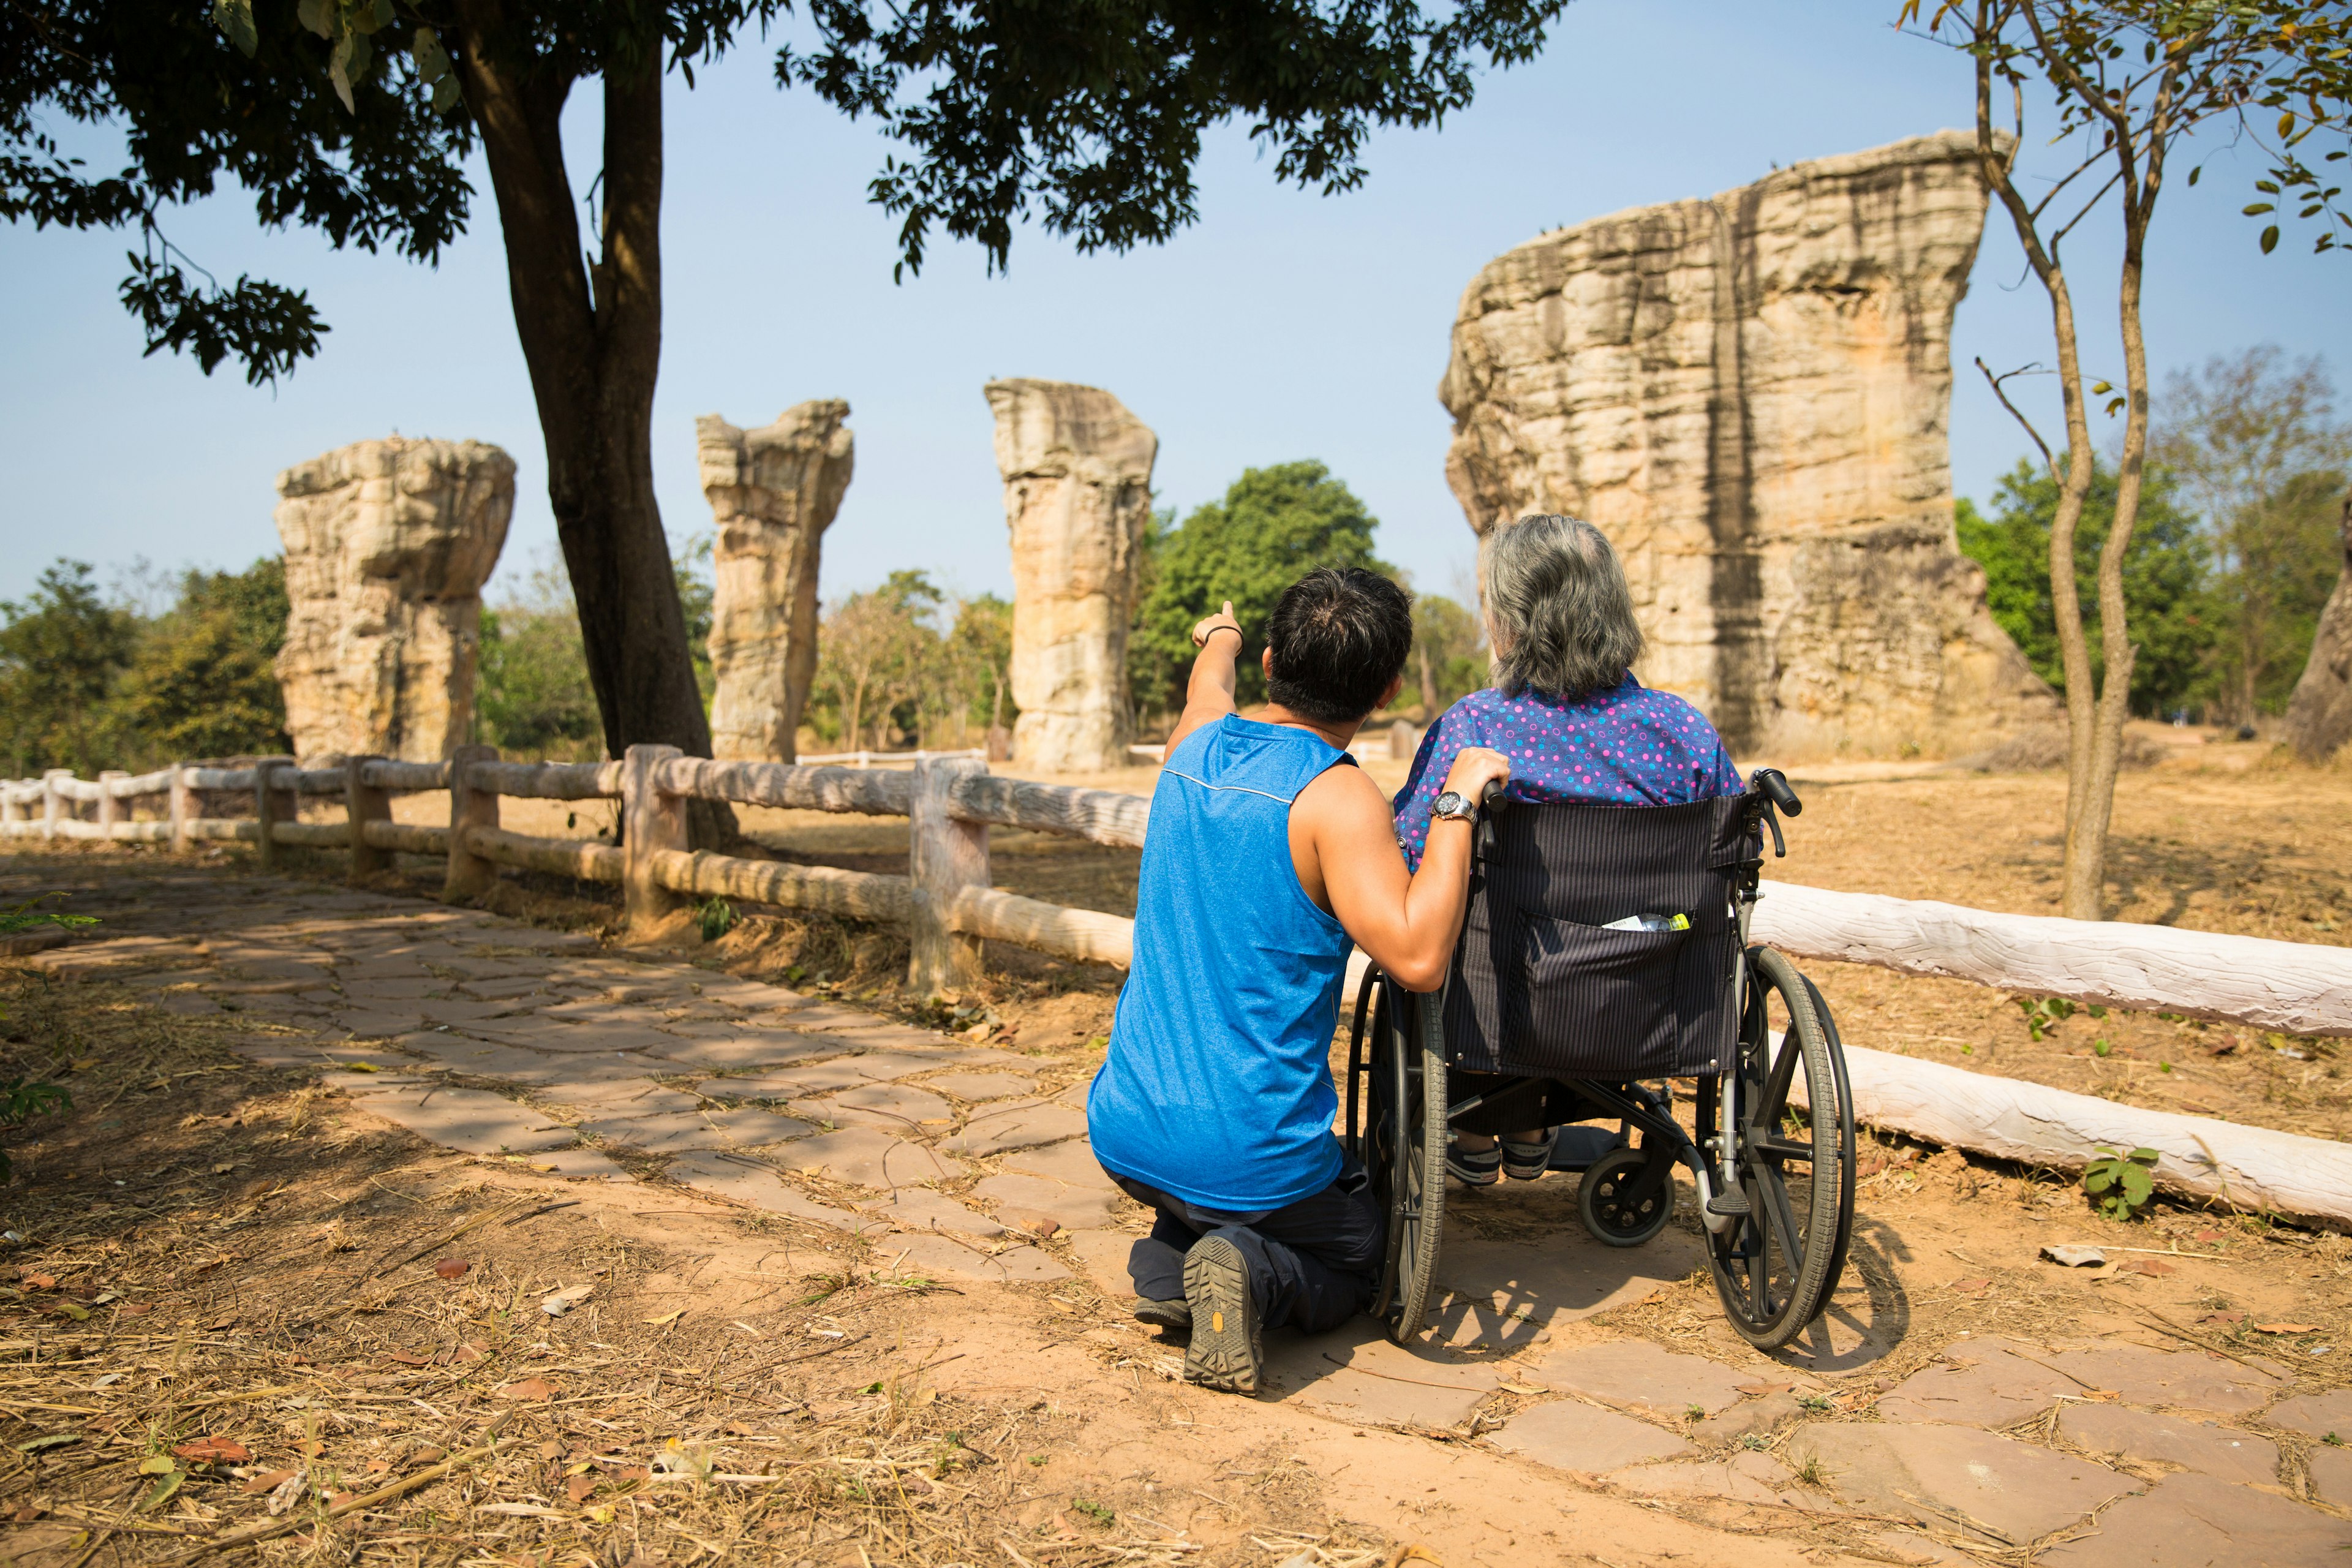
[7,747,2351,1042]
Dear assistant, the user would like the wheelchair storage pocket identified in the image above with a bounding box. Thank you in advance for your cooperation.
[1508,910,1687,1069]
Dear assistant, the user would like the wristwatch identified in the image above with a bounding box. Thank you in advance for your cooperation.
[1431,790,1479,824]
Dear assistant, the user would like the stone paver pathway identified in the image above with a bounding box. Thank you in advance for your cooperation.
[20,861,2352,1564]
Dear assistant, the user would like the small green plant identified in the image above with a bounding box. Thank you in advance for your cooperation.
[2017,995,2077,1041]
[1684,1403,1706,1422]
[1069,1496,1114,1527]
[1793,1455,1826,1487]
[2325,1431,2344,1447]
[0,895,98,938]
[1742,1433,1770,1451]
[0,1078,71,1182]
[1800,1393,1833,1413]
[1026,1453,1049,1467]
[2092,1038,2113,1058]
[693,897,737,941]
[2084,1146,2161,1220]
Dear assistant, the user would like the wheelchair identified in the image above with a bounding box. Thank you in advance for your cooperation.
[1343,769,1856,1352]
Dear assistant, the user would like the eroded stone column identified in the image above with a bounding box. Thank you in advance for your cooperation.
[984,379,1158,772]
[1438,131,2056,759]
[696,402,854,761]
[2286,489,2352,764]
[273,437,514,763]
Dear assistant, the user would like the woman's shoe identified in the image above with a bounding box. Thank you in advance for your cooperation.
[1501,1131,1558,1181]
[1446,1139,1501,1187]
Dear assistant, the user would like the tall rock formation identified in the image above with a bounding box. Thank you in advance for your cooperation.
[1438,131,2055,758]
[984,379,1158,772]
[273,437,514,763]
[696,402,855,761]
[2285,489,2352,764]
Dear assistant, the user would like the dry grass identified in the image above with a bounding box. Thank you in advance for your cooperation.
[0,968,1333,1568]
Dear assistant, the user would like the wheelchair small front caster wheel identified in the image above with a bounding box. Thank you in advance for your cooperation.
[1578,1146,1674,1248]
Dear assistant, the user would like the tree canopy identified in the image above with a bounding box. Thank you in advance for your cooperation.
[1958,456,2213,720]
[1132,461,1390,710]
[0,557,290,775]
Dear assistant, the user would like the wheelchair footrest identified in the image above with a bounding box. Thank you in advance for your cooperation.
[1706,1188,1751,1218]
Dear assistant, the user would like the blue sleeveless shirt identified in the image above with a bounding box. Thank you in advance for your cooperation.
[1088,714,1356,1210]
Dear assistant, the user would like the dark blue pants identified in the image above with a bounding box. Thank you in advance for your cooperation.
[1106,1151,1385,1335]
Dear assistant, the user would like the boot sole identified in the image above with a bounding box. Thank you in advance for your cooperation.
[1182,1236,1261,1395]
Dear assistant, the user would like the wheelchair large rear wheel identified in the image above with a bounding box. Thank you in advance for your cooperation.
[1704,948,1853,1350]
[1367,982,1447,1344]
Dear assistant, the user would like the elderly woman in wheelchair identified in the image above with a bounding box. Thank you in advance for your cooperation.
[1355,513,1855,1350]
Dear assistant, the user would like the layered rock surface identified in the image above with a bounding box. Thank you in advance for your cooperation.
[273,437,514,763]
[984,379,1158,772]
[1439,131,2055,758]
[696,402,856,761]
[2286,489,2352,763]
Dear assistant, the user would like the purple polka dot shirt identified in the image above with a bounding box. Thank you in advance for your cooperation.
[1392,678,1743,869]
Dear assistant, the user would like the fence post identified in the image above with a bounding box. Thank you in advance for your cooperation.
[347,755,392,881]
[908,757,991,997]
[43,770,68,842]
[622,744,688,940]
[251,756,295,871]
[97,771,127,840]
[169,765,192,854]
[443,744,501,902]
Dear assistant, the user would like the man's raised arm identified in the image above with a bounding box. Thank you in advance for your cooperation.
[1164,600,1243,755]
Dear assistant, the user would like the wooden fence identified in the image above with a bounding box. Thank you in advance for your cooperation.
[7,746,2348,1033]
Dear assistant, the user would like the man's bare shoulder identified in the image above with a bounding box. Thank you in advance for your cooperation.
[1292,760,1395,831]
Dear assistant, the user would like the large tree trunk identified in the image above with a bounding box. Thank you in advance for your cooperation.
[2285,489,2352,761]
[451,9,710,767]
[451,9,733,851]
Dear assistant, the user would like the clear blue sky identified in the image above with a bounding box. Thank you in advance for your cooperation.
[3,0,2345,611]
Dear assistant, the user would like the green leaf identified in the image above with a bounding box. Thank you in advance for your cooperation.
[2256,179,2281,194]
[211,0,258,57]
[140,1469,184,1513]
[2105,398,2127,417]
[372,0,394,28]
[2090,380,2113,394]
[2085,1166,2117,1194]
[432,75,461,113]
[2280,111,2297,138]
[2120,1166,2154,1204]
[2262,225,2281,254]
[2245,203,2276,215]
[296,0,332,37]
[2128,1148,2160,1164]
[415,28,450,83]
[16,1433,81,1453]
[2188,165,2201,186]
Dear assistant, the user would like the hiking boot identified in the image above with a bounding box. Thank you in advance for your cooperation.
[1132,1297,1191,1332]
[1181,1235,1262,1394]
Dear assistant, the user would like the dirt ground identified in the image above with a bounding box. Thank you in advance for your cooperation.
[4,738,2350,1567]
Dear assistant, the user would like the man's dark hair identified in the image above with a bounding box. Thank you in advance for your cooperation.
[1264,567,1413,725]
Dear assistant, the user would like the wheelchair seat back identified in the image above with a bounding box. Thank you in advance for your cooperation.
[1445,792,1762,1080]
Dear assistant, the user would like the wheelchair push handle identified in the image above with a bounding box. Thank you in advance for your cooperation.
[1751,767,1801,817]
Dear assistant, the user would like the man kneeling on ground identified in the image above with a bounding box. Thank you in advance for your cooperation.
[1088,567,1509,1393]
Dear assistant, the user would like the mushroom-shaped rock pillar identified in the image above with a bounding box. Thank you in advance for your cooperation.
[273,436,515,764]
[985,379,1158,774]
[697,402,856,762]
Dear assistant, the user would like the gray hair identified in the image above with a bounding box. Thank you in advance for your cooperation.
[1482,514,1645,701]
